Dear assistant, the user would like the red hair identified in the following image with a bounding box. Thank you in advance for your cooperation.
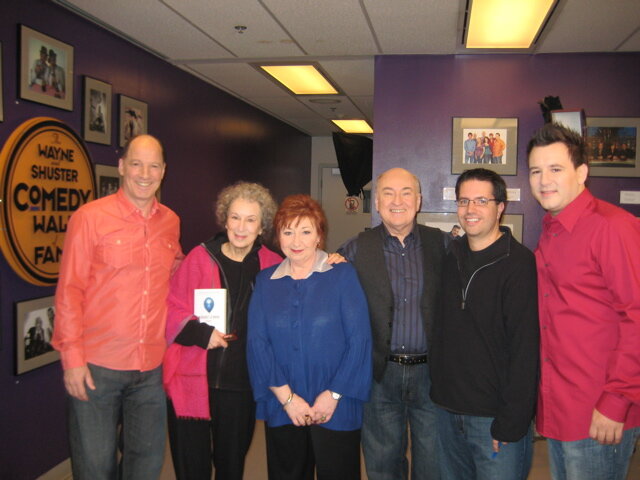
[273,194,327,249]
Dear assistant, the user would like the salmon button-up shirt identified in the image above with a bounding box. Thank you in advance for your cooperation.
[53,189,183,372]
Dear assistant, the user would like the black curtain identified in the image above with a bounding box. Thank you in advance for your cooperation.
[332,132,372,197]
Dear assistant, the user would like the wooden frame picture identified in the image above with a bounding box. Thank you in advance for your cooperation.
[20,25,74,111]
[417,212,524,244]
[95,164,120,198]
[16,296,59,374]
[452,117,518,175]
[83,77,112,145]
[585,117,639,178]
[119,95,148,147]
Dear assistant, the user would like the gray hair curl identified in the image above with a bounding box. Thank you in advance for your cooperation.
[215,181,277,237]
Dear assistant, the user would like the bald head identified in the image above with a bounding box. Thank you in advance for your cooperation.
[375,168,422,242]
[376,168,421,195]
[122,135,165,164]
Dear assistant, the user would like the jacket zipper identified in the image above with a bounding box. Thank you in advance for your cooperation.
[208,253,233,389]
[460,253,509,310]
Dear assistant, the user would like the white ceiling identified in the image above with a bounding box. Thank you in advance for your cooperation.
[56,0,640,136]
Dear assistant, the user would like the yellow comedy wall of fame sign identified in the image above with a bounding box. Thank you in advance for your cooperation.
[0,117,95,285]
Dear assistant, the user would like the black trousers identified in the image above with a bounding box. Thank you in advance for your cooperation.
[167,389,256,480]
[265,423,361,480]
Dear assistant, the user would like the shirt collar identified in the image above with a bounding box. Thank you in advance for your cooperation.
[270,250,332,279]
[543,188,594,233]
[116,188,160,218]
[381,222,418,244]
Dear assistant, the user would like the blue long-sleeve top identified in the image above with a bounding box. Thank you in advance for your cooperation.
[247,260,372,431]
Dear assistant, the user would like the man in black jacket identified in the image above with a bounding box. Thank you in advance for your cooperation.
[339,167,445,480]
[430,168,539,480]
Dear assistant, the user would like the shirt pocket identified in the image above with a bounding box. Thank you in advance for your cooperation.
[156,237,179,271]
[101,235,133,269]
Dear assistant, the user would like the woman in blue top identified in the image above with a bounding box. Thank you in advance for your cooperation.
[247,194,372,480]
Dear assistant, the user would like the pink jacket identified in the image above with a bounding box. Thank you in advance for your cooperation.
[163,244,282,419]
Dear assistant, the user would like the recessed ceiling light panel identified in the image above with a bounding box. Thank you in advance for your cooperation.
[466,0,556,49]
[332,120,373,134]
[260,65,338,95]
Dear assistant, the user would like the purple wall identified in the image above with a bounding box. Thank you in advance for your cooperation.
[373,54,640,249]
[0,1,310,478]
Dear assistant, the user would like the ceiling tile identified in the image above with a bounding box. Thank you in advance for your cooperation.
[618,28,640,51]
[299,96,364,120]
[188,63,290,98]
[64,0,233,59]
[363,0,459,54]
[537,0,640,52]
[249,96,315,117]
[163,0,305,58]
[284,116,338,136]
[319,59,375,96]
[350,96,375,121]
[262,0,379,55]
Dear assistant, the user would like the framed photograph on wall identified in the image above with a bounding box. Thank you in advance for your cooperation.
[16,296,59,374]
[95,164,120,198]
[417,212,462,239]
[500,214,523,243]
[452,117,518,175]
[417,212,524,244]
[119,95,148,147]
[83,77,112,145]
[585,117,639,178]
[19,25,74,111]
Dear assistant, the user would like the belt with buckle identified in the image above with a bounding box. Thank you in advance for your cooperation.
[388,354,428,365]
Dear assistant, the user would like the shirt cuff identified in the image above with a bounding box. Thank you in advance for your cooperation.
[595,392,632,423]
[60,349,86,370]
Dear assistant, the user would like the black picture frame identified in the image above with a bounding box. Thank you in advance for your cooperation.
[16,295,59,374]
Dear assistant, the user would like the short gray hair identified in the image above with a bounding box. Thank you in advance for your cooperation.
[215,182,277,237]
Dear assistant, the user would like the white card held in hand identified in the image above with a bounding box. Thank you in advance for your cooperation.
[194,289,228,333]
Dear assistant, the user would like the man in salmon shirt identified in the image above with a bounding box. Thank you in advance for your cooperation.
[53,135,183,480]
[491,132,506,164]
[527,123,640,480]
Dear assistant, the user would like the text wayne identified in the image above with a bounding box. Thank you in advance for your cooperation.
[13,145,94,263]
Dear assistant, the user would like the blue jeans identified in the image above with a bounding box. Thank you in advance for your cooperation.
[362,362,440,480]
[436,408,532,480]
[68,364,166,480]
[547,427,640,480]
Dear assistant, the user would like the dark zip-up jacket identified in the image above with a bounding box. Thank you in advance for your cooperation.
[430,227,539,442]
[175,233,263,391]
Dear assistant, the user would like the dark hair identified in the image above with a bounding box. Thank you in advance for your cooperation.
[526,123,586,168]
[273,194,327,249]
[455,168,507,203]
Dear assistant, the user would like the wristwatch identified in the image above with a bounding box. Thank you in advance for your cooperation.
[330,391,342,400]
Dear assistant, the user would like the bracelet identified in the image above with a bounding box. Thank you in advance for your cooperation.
[282,392,294,409]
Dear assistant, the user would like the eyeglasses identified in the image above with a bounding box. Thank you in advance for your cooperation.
[455,198,499,207]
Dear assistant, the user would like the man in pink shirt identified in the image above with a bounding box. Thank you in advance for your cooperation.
[527,123,640,480]
[53,135,183,479]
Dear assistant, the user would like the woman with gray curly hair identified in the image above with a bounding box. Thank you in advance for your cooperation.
[163,181,282,480]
